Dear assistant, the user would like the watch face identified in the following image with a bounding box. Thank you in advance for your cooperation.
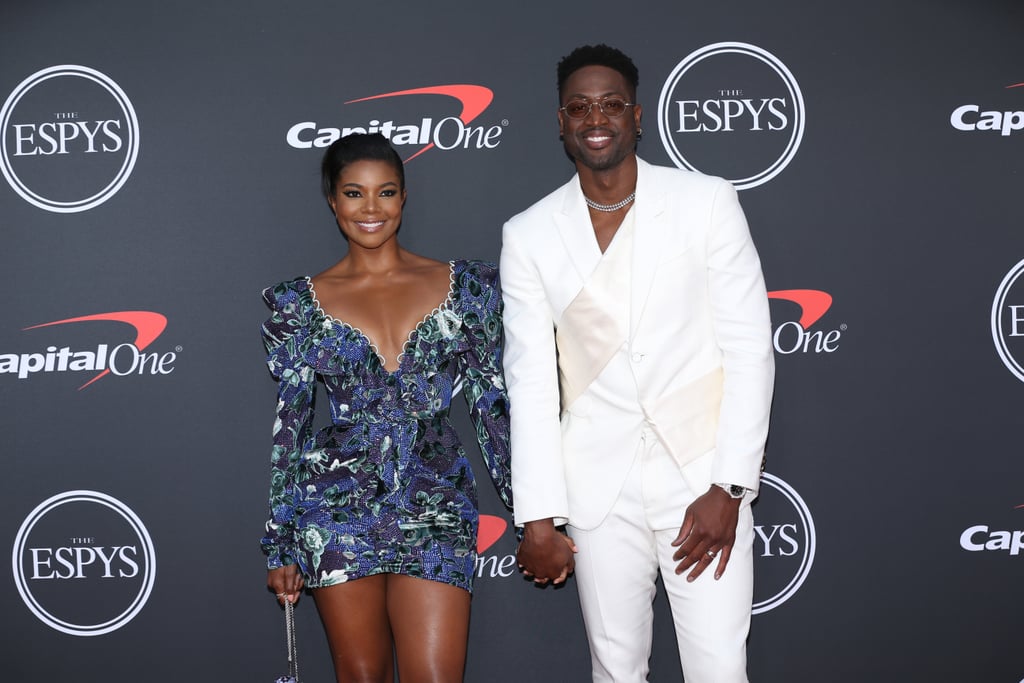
[729,485,745,498]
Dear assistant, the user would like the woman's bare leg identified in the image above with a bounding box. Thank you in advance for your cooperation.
[386,574,470,683]
[313,575,395,683]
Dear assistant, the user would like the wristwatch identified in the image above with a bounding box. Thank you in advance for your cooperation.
[714,483,746,499]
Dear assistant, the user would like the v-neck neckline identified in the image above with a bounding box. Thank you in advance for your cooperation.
[305,261,456,374]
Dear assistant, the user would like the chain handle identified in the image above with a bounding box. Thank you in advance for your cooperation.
[284,600,299,682]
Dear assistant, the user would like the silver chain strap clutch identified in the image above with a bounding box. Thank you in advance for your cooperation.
[274,600,299,683]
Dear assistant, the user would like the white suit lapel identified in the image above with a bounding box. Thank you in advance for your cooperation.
[630,158,669,336]
[553,175,601,284]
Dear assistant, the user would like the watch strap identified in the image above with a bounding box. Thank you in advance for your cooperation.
[714,482,746,499]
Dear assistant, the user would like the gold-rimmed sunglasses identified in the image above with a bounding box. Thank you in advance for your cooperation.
[559,97,636,119]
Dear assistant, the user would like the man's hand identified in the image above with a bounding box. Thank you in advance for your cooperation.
[671,486,742,582]
[516,518,577,585]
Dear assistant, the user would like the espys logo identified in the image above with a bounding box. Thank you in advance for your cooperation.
[951,82,1024,136]
[12,491,157,636]
[287,85,506,160]
[657,42,805,190]
[1,311,179,389]
[475,514,517,579]
[1,65,140,212]
[768,289,845,354]
[959,502,1024,556]
[752,472,816,615]
[992,258,1024,382]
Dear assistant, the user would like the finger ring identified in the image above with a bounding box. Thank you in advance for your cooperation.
[275,592,287,597]
[706,550,717,558]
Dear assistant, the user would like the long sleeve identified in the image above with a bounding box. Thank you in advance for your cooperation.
[260,282,316,569]
[499,220,570,526]
[704,179,775,490]
[456,262,513,509]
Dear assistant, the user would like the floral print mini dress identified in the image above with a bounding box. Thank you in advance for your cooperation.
[260,260,512,592]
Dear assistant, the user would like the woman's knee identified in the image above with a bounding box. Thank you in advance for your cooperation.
[331,656,394,683]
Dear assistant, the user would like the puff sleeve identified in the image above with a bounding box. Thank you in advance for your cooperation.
[455,262,513,509]
[260,281,316,569]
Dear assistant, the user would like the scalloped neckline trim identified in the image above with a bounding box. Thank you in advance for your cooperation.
[305,260,457,373]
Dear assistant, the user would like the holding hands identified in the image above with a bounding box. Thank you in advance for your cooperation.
[516,518,578,586]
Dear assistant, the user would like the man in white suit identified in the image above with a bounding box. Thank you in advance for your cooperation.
[500,45,775,682]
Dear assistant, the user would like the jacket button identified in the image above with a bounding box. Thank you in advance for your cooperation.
[631,352,644,363]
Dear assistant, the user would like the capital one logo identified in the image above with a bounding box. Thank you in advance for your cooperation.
[752,472,816,614]
[951,82,1024,136]
[991,258,1024,382]
[12,491,157,636]
[287,85,506,161]
[1,311,178,389]
[768,289,845,354]
[474,514,517,579]
[1,65,140,212]
[657,42,805,190]
[959,503,1024,556]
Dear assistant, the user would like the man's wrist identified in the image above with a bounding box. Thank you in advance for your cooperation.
[713,482,747,499]
[521,518,559,539]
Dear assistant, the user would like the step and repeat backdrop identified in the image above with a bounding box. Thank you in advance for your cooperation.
[2,1,1022,681]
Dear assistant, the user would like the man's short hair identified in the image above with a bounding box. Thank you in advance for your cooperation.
[557,44,639,98]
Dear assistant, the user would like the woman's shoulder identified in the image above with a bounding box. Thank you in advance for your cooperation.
[452,259,499,289]
[261,277,321,344]
[261,276,313,312]
[450,260,501,323]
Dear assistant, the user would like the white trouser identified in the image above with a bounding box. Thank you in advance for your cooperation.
[568,430,753,683]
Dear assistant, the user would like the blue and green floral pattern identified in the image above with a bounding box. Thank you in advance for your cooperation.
[260,260,512,592]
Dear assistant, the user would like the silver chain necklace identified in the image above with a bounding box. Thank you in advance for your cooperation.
[584,191,636,212]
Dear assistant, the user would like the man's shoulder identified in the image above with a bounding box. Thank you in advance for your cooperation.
[504,175,576,229]
[638,157,730,193]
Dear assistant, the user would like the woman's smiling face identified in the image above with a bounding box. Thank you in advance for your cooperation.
[328,159,407,250]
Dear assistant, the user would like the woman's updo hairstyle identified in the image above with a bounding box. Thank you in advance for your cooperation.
[321,132,405,202]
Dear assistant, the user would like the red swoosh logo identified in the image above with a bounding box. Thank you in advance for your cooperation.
[477,514,508,553]
[767,290,833,329]
[1007,83,1024,89]
[23,311,167,390]
[346,85,494,161]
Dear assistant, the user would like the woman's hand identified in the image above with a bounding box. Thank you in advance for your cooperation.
[516,518,577,586]
[268,564,304,604]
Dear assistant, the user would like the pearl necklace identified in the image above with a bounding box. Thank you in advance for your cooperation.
[584,191,636,212]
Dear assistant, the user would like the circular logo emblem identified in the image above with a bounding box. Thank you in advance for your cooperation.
[992,258,1024,382]
[11,490,156,636]
[0,65,140,213]
[657,42,805,190]
[751,472,816,614]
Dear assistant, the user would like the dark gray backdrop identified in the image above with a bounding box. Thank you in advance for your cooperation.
[2,1,1022,681]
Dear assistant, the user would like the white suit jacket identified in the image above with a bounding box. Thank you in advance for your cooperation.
[500,158,774,529]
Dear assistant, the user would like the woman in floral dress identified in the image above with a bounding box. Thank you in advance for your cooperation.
[261,133,512,682]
